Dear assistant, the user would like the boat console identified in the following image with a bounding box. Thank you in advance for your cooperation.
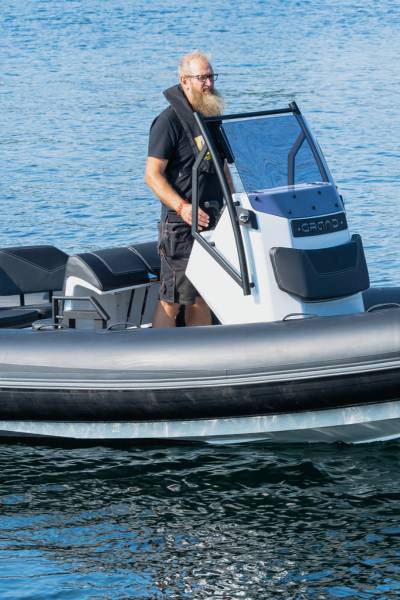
[53,103,372,330]
[186,103,370,323]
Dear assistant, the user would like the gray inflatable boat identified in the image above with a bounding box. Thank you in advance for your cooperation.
[0,104,399,443]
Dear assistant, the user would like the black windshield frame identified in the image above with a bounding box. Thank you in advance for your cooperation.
[208,103,329,191]
[191,102,329,296]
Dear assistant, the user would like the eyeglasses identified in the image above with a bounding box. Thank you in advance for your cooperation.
[187,74,219,83]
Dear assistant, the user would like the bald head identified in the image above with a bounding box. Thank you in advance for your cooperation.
[178,51,212,78]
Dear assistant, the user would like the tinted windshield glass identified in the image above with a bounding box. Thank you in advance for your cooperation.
[221,114,324,193]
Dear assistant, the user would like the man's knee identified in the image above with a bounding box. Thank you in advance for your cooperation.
[192,296,208,308]
[185,296,211,326]
[152,300,181,328]
[159,300,180,317]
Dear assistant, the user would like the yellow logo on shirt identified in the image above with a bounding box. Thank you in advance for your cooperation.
[194,135,212,160]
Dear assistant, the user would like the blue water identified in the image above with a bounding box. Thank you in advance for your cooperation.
[1,1,400,598]
[1,442,400,599]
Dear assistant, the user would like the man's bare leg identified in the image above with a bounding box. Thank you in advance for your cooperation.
[152,300,180,328]
[185,296,212,327]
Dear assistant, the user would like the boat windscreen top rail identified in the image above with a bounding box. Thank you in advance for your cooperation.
[191,102,331,296]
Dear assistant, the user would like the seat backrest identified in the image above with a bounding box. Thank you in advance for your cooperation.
[0,245,68,296]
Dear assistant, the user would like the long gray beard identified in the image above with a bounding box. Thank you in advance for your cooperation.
[190,88,225,117]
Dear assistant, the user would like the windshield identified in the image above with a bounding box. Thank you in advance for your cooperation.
[221,113,326,193]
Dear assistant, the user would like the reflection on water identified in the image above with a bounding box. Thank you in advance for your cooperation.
[0,441,399,598]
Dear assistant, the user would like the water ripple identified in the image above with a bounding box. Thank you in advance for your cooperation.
[0,442,399,597]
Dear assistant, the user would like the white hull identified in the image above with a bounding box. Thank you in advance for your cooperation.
[1,399,400,444]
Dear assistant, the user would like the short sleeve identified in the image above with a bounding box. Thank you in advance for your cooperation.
[148,108,179,160]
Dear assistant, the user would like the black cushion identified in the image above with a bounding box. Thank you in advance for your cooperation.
[65,246,151,292]
[0,245,68,295]
[270,234,370,301]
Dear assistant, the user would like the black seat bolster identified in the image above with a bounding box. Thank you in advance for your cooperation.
[0,245,68,295]
[270,234,370,301]
[129,241,160,278]
[65,247,150,292]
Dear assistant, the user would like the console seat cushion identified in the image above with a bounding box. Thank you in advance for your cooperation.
[0,245,68,295]
[65,246,154,292]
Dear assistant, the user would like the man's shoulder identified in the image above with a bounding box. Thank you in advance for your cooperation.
[151,106,181,130]
[148,106,183,158]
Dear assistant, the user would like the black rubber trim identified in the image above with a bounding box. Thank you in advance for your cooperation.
[0,365,398,421]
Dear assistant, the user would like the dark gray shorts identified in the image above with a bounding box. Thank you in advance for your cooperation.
[158,218,199,305]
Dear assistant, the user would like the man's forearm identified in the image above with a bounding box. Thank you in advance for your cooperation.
[145,159,209,228]
[145,170,188,214]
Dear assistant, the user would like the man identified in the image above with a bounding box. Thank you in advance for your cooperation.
[145,51,225,328]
